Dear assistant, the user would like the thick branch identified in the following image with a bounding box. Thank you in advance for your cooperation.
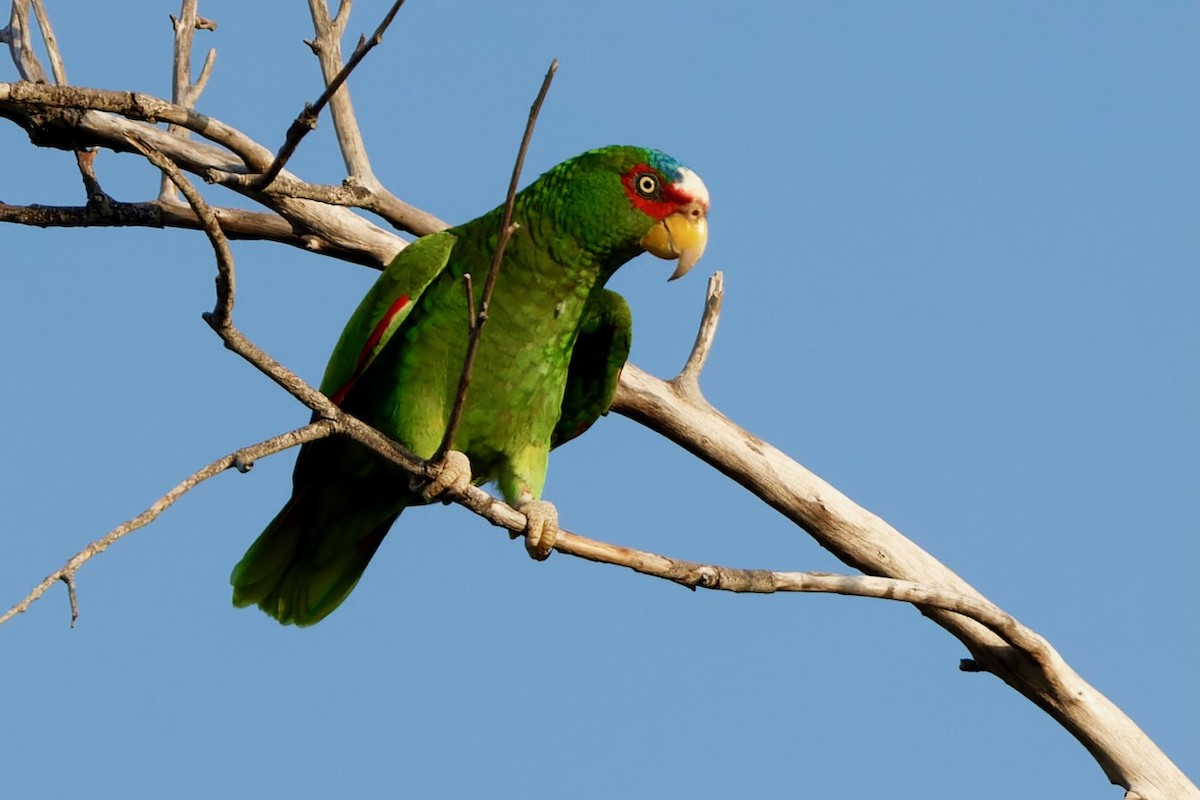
[219,170,447,237]
[0,198,380,265]
[611,280,1198,800]
[0,81,417,264]
[1,28,1190,798]
[1,157,1041,647]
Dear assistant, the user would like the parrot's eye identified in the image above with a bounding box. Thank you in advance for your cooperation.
[635,173,661,199]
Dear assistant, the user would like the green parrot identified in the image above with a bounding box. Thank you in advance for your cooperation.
[231,145,710,626]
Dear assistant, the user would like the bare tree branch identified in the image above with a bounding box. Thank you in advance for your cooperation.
[0,80,447,246]
[1,9,1193,799]
[6,1,127,227]
[0,197,383,264]
[291,0,453,237]
[254,0,406,189]
[611,280,1198,800]
[28,0,63,84]
[0,421,336,627]
[219,170,447,236]
[676,271,723,394]
[0,198,157,227]
[0,81,267,166]
[305,0,372,185]
[437,58,557,461]
[1,0,49,83]
[0,81,412,264]
[2,146,1054,660]
[161,0,217,203]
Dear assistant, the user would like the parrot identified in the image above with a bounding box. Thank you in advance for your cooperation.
[230,145,710,626]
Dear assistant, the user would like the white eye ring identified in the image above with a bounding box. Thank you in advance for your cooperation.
[636,174,660,197]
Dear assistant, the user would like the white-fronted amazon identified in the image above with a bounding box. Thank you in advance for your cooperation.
[231,145,710,625]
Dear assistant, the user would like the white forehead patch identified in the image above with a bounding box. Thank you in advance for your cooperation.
[676,166,710,208]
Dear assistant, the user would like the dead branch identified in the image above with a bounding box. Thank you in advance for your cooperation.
[0,421,336,627]
[1,143,1051,656]
[437,58,557,460]
[219,170,447,238]
[611,282,1197,800]
[29,0,62,84]
[161,0,217,203]
[0,198,381,264]
[295,0,442,234]
[255,0,407,189]
[1,7,1193,799]
[0,81,412,264]
[1,0,49,83]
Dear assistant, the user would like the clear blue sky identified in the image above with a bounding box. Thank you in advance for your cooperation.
[2,2,1196,798]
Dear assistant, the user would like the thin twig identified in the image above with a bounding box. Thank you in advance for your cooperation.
[30,0,65,84]
[305,0,373,187]
[299,0,442,229]
[19,0,121,228]
[162,0,218,202]
[434,58,558,461]
[0,422,336,626]
[2,410,1031,644]
[463,273,476,330]
[128,131,427,478]
[61,573,77,627]
[124,134,235,325]
[255,0,407,189]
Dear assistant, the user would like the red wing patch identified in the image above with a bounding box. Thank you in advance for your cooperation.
[329,294,410,407]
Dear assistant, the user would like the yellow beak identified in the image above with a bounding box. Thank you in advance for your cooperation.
[640,201,709,281]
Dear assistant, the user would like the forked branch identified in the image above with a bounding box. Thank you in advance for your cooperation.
[3,129,1039,664]
[1,0,49,82]
[161,0,217,203]
[255,0,407,190]
[1,5,1193,798]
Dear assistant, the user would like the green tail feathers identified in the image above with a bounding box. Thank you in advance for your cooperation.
[231,486,397,627]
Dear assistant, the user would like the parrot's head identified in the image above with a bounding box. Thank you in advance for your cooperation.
[617,148,710,280]
[536,145,710,281]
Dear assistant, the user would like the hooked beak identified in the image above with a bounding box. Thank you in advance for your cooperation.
[640,200,709,281]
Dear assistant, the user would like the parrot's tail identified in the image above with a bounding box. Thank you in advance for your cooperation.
[230,484,400,626]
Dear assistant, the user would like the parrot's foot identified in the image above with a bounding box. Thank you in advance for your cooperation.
[515,495,558,561]
[421,450,472,502]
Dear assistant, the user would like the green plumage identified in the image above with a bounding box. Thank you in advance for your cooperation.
[231,145,692,625]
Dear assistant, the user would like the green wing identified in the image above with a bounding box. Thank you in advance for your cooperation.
[231,231,458,626]
[552,289,632,448]
[321,231,457,405]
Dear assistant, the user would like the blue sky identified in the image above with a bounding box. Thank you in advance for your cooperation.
[2,2,1196,798]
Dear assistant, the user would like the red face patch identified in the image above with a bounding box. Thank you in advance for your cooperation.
[620,163,695,221]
